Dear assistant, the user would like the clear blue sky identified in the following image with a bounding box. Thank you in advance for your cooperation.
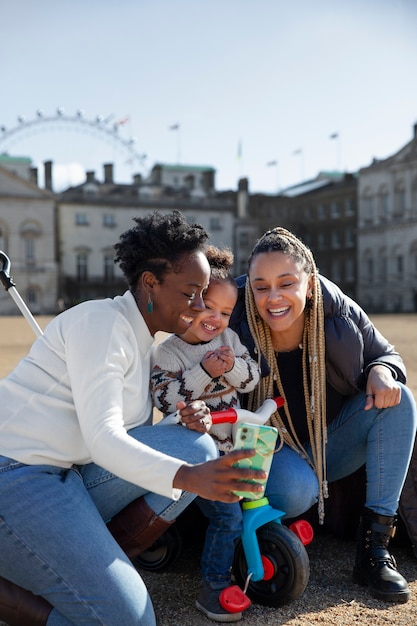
[1,0,416,193]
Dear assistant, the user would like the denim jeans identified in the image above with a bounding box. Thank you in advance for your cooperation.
[0,425,218,626]
[196,496,242,588]
[265,384,417,519]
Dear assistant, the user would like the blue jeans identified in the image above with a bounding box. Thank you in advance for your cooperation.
[265,385,417,519]
[196,497,242,588]
[0,425,218,626]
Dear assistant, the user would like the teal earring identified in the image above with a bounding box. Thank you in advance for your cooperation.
[147,293,153,314]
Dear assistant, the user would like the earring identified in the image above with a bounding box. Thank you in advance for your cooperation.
[147,293,153,313]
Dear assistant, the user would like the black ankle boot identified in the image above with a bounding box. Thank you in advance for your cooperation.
[352,507,410,603]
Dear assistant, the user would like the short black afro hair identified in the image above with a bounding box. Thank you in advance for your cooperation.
[114,210,209,289]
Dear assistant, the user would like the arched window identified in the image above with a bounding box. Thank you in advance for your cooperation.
[394,180,406,217]
[378,185,390,221]
[362,188,374,223]
[20,220,42,264]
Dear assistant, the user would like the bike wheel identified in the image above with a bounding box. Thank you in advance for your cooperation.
[133,524,183,572]
[232,522,310,607]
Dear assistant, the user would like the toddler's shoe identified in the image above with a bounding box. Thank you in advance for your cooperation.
[196,581,242,622]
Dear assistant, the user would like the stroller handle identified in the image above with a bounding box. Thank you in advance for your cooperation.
[0,250,15,290]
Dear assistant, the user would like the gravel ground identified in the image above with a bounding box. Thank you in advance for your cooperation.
[140,527,417,626]
[1,316,416,625]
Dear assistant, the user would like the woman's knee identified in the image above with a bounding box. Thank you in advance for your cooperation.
[265,447,318,518]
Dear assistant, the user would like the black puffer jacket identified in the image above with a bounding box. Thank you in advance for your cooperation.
[231,274,417,549]
[230,273,406,396]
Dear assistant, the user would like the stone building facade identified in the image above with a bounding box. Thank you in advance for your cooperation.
[357,124,417,312]
[0,156,58,314]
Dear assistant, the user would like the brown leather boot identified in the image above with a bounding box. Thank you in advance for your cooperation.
[0,575,52,626]
[107,496,175,560]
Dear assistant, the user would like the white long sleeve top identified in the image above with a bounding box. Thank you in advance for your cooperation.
[0,291,184,500]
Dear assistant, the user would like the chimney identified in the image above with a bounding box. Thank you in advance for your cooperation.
[30,167,38,186]
[44,160,53,191]
[237,177,249,219]
[414,122,417,140]
[133,173,142,185]
[86,171,95,183]
[103,163,113,184]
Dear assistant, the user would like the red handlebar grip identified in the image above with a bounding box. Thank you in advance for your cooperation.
[273,396,285,408]
[211,408,238,424]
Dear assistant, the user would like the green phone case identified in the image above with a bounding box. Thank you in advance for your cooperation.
[232,423,278,499]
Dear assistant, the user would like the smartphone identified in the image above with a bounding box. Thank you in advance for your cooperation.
[232,423,278,499]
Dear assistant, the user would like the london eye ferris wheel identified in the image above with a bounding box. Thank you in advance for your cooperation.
[0,107,147,190]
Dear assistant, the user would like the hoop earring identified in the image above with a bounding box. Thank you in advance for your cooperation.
[147,293,153,314]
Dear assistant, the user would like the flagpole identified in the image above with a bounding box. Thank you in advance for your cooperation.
[266,160,279,192]
[329,133,342,171]
[292,149,304,181]
[237,139,243,179]
[169,123,181,163]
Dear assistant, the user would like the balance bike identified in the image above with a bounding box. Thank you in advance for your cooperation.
[138,398,313,609]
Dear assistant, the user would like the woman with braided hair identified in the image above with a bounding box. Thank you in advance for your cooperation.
[230,226,417,604]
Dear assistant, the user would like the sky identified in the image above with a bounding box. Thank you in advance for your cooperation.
[0,0,416,194]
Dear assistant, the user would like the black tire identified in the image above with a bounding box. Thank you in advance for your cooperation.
[232,522,310,607]
[133,524,183,572]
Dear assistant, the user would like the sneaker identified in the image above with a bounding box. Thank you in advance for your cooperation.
[195,581,242,623]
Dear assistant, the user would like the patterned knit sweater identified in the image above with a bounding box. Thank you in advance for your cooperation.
[150,327,260,452]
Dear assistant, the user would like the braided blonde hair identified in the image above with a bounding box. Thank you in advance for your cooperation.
[245,227,328,523]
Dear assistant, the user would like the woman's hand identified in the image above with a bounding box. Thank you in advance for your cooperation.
[173,449,266,503]
[177,400,212,433]
[365,364,401,411]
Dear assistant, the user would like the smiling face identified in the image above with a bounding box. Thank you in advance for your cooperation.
[248,250,312,347]
[146,250,211,336]
[181,279,237,344]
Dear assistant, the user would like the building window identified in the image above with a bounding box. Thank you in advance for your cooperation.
[363,250,373,282]
[331,258,341,282]
[76,252,88,281]
[317,204,326,220]
[378,188,390,220]
[27,286,37,307]
[380,256,387,282]
[345,228,355,248]
[330,202,340,218]
[394,182,406,216]
[363,190,374,222]
[103,214,116,228]
[396,254,403,276]
[239,231,249,246]
[345,258,355,281]
[104,253,114,282]
[317,232,326,251]
[331,230,341,249]
[344,199,354,216]
[25,238,35,263]
[76,213,89,226]
[210,217,222,231]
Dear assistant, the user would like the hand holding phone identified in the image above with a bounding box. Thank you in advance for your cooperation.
[232,423,278,499]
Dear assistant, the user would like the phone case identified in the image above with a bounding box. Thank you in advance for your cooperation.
[232,423,278,499]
